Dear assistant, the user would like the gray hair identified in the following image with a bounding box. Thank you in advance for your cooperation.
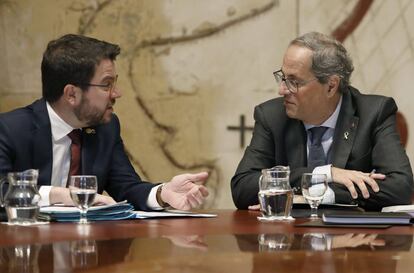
[290,32,354,92]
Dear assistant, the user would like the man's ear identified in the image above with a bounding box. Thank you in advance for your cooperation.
[327,75,340,96]
[62,84,79,106]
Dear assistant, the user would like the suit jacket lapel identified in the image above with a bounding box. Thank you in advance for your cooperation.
[31,100,53,185]
[285,119,307,167]
[81,127,99,175]
[331,92,359,168]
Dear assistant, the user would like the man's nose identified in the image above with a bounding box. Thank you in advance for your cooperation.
[278,82,290,96]
[111,86,122,99]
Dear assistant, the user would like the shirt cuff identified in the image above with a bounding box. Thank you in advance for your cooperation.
[38,186,52,207]
[312,165,335,204]
[313,164,332,182]
[146,184,164,210]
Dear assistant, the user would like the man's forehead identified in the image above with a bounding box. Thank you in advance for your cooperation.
[93,59,116,77]
[282,45,313,76]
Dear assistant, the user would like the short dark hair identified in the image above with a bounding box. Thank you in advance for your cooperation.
[290,32,354,92]
[41,34,120,103]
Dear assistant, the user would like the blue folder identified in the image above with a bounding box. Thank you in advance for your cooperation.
[39,202,136,222]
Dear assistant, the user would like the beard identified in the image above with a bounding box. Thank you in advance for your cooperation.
[74,95,114,127]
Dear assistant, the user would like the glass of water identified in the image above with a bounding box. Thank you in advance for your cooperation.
[69,175,97,224]
[301,173,327,218]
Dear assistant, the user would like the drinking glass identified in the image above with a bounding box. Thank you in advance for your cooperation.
[69,175,97,224]
[301,173,327,218]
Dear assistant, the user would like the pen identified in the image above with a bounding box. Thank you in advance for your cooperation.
[369,169,376,177]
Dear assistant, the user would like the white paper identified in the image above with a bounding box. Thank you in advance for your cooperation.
[40,200,128,213]
[134,210,217,219]
[381,204,414,213]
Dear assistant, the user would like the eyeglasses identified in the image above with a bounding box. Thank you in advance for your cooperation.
[273,70,317,94]
[76,75,118,94]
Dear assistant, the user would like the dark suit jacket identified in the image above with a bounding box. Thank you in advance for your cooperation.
[0,99,156,210]
[231,87,413,211]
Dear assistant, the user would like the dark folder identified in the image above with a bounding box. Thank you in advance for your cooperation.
[322,211,413,225]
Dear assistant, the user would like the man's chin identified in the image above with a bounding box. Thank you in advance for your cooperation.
[285,109,297,119]
[100,113,113,124]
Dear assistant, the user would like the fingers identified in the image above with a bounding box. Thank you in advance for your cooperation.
[369,173,386,180]
[50,187,73,205]
[332,167,382,199]
[173,172,209,186]
[165,173,210,210]
[198,185,209,197]
[248,204,261,211]
[93,194,116,205]
[184,185,208,209]
[186,172,209,184]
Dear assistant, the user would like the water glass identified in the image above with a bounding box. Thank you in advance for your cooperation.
[69,175,97,224]
[257,166,294,221]
[301,173,327,218]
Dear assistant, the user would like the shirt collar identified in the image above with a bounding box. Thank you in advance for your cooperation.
[46,102,77,142]
[304,95,343,130]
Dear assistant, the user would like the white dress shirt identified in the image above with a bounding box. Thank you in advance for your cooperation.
[39,102,162,209]
[303,95,343,204]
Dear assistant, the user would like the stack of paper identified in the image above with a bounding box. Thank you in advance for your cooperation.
[39,202,136,222]
[39,202,218,222]
[381,204,414,217]
[134,210,217,219]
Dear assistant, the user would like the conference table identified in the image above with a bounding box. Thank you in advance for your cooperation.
[0,209,413,273]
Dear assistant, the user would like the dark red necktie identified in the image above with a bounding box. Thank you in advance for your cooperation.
[67,129,82,177]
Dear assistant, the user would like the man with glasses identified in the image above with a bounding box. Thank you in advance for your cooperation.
[231,32,413,211]
[0,34,209,210]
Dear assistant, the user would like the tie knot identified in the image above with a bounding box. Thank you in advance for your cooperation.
[68,129,82,145]
[309,127,328,145]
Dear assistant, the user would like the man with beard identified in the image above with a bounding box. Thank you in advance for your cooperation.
[0,34,208,211]
[231,32,413,211]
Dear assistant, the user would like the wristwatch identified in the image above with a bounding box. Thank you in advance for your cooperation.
[156,184,170,208]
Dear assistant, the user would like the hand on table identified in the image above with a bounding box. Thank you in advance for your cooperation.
[248,204,261,210]
[50,186,116,206]
[331,167,385,199]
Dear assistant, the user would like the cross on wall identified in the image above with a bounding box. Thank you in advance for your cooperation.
[227,115,254,148]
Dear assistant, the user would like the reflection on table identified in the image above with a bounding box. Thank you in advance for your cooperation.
[0,210,413,273]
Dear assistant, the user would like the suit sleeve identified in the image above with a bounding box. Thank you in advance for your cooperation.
[0,119,15,175]
[231,106,273,209]
[103,115,157,211]
[332,98,413,210]
[231,105,312,209]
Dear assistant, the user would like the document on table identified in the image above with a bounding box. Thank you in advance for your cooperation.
[40,201,217,221]
[381,204,414,217]
[134,210,217,219]
[39,201,136,222]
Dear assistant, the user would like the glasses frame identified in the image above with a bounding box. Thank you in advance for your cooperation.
[75,74,118,95]
[273,69,317,94]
